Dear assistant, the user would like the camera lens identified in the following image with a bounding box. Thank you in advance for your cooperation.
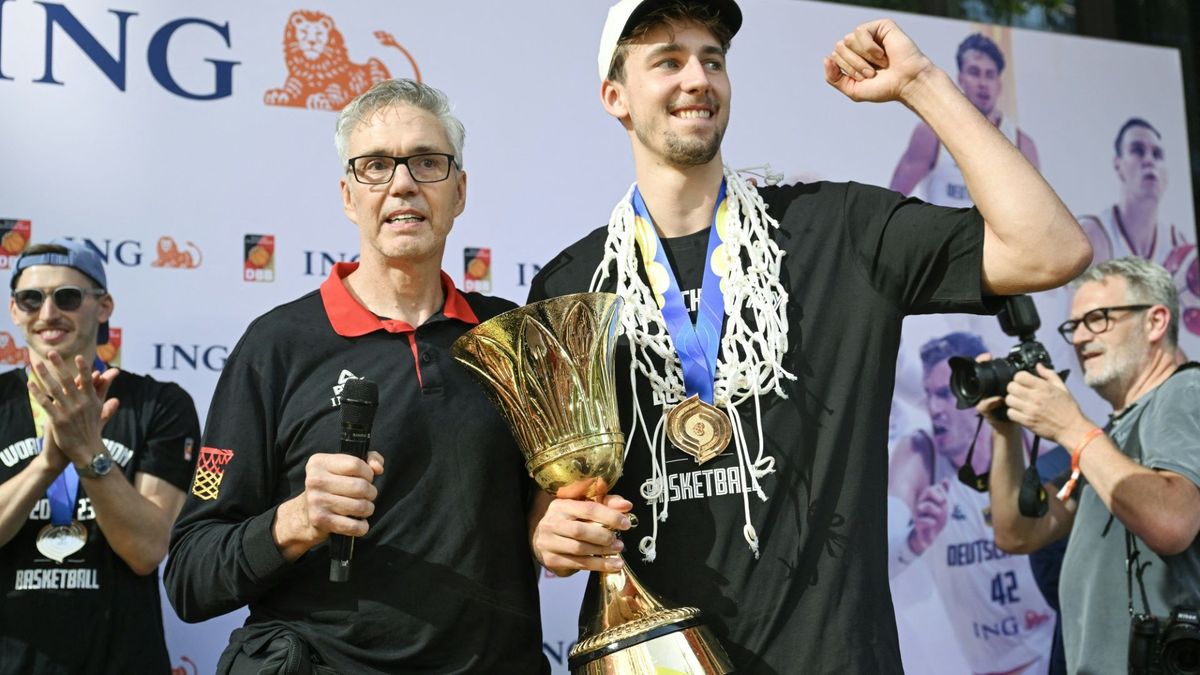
[1162,627,1200,674]
[949,357,1010,408]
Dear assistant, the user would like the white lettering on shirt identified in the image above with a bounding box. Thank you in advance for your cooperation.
[663,465,753,504]
[13,568,100,590]
[0,438,40,467]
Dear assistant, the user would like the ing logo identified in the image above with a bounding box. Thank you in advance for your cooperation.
[151,237,202,269]
[263,10,421,112]
[0,331,28,366]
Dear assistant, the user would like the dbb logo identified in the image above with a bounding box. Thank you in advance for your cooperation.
[244,234,275,282]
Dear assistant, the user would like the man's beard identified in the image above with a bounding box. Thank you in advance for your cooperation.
[1081,327,1147,400]
[661,129,722,166]
[633,113,723,168]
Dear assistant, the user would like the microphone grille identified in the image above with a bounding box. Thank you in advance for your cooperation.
[340,378,379,426]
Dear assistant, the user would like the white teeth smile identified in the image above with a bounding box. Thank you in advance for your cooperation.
[386,215,423,224]
[674,109,711,119]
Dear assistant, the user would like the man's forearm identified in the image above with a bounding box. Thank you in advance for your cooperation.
[0,453,64,547]
[900,68,1089,292]
[82,468,177,575]
[1076,437,1200,555]
[987,424,1069,553]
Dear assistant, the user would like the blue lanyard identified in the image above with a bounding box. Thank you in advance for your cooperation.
[39,357,107,525]
[46,458,79,526]
[631,181,727,405]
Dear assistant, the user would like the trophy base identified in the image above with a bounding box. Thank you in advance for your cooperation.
[568,601,732,675]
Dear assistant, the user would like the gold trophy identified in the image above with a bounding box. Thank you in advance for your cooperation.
[452,292,732,674]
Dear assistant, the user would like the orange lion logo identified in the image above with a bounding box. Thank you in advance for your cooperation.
[0,331,27,365]
[151,237,203,269]
[264,10,421,111]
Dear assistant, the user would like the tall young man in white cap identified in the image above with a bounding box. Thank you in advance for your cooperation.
[527,1,1092,671]
[0,239,200,674]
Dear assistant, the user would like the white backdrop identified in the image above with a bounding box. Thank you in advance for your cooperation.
[0,1,1193,673]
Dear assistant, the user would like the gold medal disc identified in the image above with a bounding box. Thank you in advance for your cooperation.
[666,395,733,464]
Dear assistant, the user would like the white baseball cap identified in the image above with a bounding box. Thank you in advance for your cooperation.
[597,0,743,80]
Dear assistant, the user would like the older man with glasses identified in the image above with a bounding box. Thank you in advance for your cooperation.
[0,239,201,675]
[981,256,1200,674]
[165,79,548,675]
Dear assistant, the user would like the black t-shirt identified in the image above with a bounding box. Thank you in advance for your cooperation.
[0,369,201,675]
[166,265,548,675]
[529,181,993,674]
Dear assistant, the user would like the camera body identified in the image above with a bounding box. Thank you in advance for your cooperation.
[1129,607,1200,674]
[948,295,1054,411]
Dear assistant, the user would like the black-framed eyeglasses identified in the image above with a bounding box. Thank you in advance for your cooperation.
[12,285,106,313]
[1056,304,1153,344]
[347,153,457,185]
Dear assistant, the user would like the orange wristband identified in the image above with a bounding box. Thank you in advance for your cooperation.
[1056,427,1104,502]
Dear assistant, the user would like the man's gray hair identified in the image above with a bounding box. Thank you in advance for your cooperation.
[1075,256,1180,346]
[334,79,466,168]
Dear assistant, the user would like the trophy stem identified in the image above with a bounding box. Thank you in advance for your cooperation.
[567,559,732,674]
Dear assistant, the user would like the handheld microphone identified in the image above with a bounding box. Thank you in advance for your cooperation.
[329,377,379,583]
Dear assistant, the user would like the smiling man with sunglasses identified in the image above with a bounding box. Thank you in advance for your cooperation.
[981,256,1200,673]
[0,238,201,675]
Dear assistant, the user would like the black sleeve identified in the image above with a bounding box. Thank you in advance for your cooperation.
[840,181,993,315]
[526,226,611,304]
[526,269,551,304]
[164,330,291,623]
[136,382,201,491]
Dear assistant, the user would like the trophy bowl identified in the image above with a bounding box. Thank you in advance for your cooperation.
[452,292,732,675]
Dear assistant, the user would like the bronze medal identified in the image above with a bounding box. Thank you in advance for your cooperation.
[36,521,87,563]
[666,395,732,464]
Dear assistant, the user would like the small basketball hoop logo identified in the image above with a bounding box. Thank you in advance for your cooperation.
[192,447,235,501]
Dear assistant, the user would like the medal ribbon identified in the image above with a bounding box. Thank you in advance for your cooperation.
[32,358,106,526]
[631,181,728,405]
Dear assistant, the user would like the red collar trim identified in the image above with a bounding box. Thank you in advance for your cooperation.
[320,262,479,337]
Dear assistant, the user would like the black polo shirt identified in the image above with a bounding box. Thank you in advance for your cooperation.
[166,263,547,674]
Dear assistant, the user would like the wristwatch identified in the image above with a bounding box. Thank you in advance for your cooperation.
[75,450,113,479]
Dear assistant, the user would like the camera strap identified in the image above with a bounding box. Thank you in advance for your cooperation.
[1126,529,1155,618]
[957,415,990,492]
[958,414,1051,518]
[957,416,1045,490]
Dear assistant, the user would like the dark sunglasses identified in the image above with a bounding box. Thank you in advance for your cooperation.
[12,285,106,313]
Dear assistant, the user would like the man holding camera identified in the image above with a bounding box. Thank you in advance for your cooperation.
[982,256,1200,673]
[889,331,1056,674]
